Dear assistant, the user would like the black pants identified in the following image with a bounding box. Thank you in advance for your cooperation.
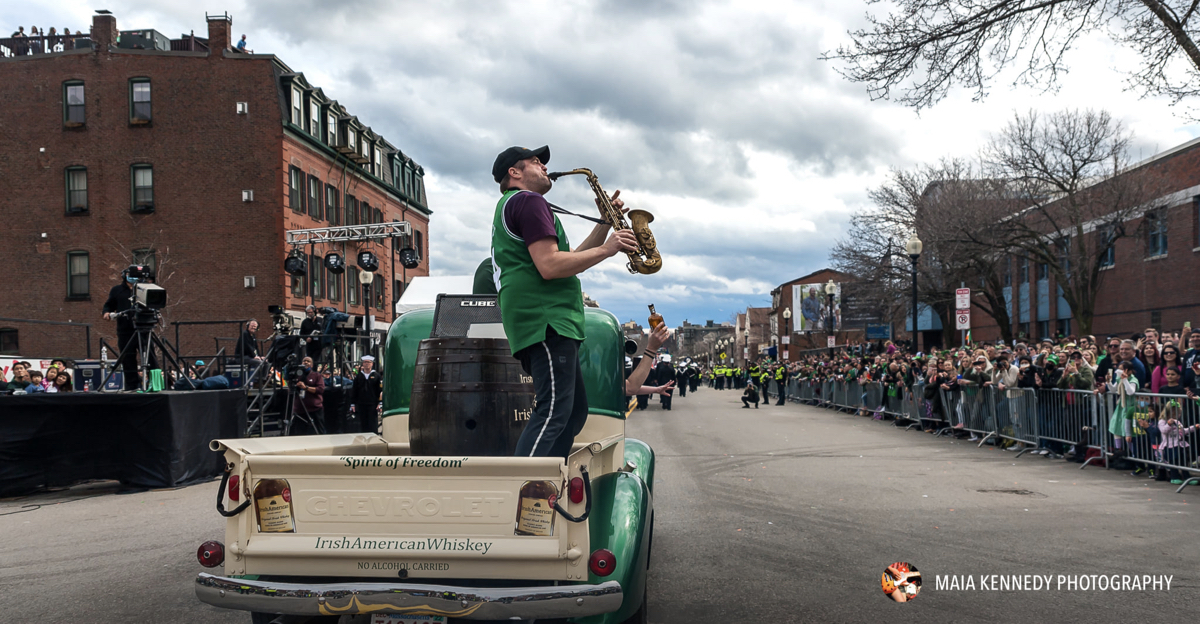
[660,390,673,410]
[514,328,589,459]
[353,401,379,433]
[117,328,157,390]
[716,377,724,390]
[742,397,758,408]
[776,381,787,405]
[678,380,687,397]
[689,379,698,393]
[290,406,325,435]
[636,394,649,409]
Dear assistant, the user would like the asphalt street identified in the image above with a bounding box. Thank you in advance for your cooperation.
[1,388,1196,623]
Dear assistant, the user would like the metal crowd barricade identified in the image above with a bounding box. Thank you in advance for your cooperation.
[1100,390,1199,493]
[940,385,998,446]
[1032,388,1103,467]
[993,388,1039,452]
[861,382,884,417]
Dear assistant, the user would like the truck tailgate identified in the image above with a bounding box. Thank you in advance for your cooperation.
[229,454,591,582]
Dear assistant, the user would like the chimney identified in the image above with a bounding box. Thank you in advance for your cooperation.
[207,13,232,53]
[91,13,118,49]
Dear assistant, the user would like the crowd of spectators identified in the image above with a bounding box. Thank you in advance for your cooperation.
[2,359,74,394]
[706,325,1200,484]
[5,25,86,56]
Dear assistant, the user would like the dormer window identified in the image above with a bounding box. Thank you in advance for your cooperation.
[310,100,320,137]
[327,112,336,145]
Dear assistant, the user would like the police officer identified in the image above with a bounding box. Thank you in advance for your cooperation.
[775,363,789,405]
[656,355,675,410]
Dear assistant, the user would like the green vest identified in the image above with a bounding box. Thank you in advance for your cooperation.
[491,190,585,354]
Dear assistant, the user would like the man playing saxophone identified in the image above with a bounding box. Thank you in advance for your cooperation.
[490,145,639,459]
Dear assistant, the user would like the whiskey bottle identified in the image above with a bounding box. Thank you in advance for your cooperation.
[514,480,558,537]
[253,478,296,533]
[648,304,664,330]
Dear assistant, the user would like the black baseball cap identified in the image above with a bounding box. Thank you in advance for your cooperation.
[492,145,549,184]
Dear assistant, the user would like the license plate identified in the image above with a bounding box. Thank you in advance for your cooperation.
[370,616,446,624]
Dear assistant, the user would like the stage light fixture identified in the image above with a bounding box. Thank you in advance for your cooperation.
[399,247,420,270]
[324,252,345,274]
[284,249,307,276]
[357,251,379,272]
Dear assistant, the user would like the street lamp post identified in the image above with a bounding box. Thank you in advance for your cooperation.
[905,233,923,353]
[782,307,791,361]
[743,329,750,366]
[824,279,837,358]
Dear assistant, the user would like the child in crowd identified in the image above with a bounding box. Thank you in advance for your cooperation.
[1107,361,1140,457]
[1158,400,1198,485]
[25,370,45,393]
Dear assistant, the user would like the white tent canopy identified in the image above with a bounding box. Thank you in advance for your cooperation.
[394,276,475,314]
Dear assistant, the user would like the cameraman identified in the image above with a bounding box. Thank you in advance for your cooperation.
[300,305,324,364]
[102,267,145,390]
[291,356,326,435]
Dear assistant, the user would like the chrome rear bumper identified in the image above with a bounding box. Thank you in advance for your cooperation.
[195,573,622,620]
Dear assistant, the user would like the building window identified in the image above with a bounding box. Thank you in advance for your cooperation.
[325,184,339,225]
[360,199,371,225]
[373,274,385,310]
[1003,258,1012,287]
[1099,225,1117,268]
[1056,237,1070,273]
[310,253,323,300]
[1151,309,1162,329]
[394,279,404,304]
[65,167,88,213]
[347,268,360,305]
[361,140,370,165]
[308,175,322,220]
[1018,322,1030,339]
[289,167,304,213]
[130,79,151,123]
[327,112,337,145]
[291,272,306,297]
[64,81,85,126]
[67,251,89,299]
[1018,257,1028,282]
[414,229,424,261]
[1037,320,1050,340]
[310,101,320,137]
[1146,208,1168,257]
[131,165,154,212]
[345,195,357,225]
[374,147,382,178]
[1037,262,1048,281]
[132,248,158,276]
[328,267,341,302]
[373,208,382,225]
[347,130,356,152]
[291,87,303,126]
[1055,318,1071,338]
[0,328,17,355]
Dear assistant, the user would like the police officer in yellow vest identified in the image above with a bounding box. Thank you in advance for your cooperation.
[774,364,788,405]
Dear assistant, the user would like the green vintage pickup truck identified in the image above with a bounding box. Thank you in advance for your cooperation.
[194,303,655,624]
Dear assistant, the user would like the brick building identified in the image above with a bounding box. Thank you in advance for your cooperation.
[968,137,1200,343]
[770,269,853,360]
[0,12,431,360]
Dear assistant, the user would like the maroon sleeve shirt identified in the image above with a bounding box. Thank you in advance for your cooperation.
[503,191,559,247]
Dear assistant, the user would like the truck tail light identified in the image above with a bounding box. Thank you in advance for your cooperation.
[228,475,240,501]
[569,476,584,503]
[588,549,616,577]
[197,540,224,568]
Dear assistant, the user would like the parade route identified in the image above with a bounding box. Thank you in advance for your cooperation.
[1,390,1196,623]
[633,388,1198,623]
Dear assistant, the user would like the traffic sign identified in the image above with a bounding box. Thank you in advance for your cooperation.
[955,309,971,330]
[827,336,836,348]
[955,288,971,310]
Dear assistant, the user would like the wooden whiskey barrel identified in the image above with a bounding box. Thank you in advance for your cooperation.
[409,337,535,456]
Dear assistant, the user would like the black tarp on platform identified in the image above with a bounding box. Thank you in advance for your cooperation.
[0,389,246,497]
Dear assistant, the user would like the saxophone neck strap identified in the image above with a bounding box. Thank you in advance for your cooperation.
[546,201,607,225]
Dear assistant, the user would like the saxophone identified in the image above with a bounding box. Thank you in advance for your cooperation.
[547,168,662,275]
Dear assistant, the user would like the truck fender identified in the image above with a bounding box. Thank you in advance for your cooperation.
[573,470,653,624]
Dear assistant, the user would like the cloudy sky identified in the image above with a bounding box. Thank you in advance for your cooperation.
[14,1,1200,327]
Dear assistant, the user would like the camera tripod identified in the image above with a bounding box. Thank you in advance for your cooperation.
[101,311,173,392]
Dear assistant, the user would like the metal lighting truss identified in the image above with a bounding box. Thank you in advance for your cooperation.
[285,222,412,246]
